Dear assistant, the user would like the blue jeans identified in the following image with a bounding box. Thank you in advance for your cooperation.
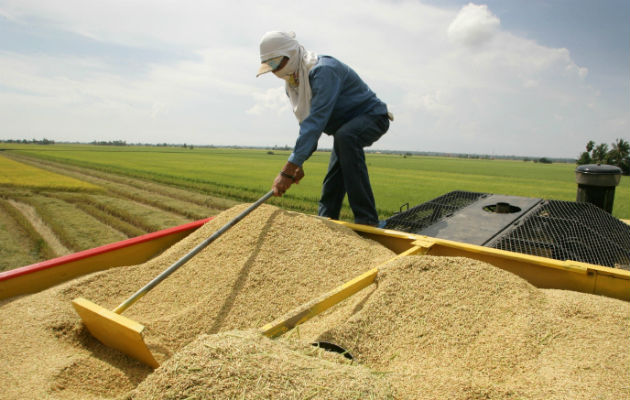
[318,113,389,225]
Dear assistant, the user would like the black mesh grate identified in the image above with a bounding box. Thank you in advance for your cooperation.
[384,191,487,233]
[384,191,630,270]
[486,200,630,270]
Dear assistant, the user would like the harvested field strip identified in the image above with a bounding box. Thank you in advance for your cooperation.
[102,183,215,220]
[15,150,266,199]
[8,154,222,219]
[5,199,66,259]
[0,154,101,192]
[16,194,127,252]
[48,192,192,236]
[47,158,223,219]
[74,200,146,238]
[48,192,152,236]
[84,194,190,231]
[8,153,238,212]
[1,154,220,269]
[9,151,323,217]
[0,200,53,271]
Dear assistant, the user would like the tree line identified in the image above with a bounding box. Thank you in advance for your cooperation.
[1,138,55,145]
[577,138,629,175]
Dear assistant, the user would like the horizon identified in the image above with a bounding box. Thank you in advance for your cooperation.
[0,138,582,161]
[1,0,628,159]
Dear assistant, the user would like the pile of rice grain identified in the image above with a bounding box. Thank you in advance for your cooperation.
[0,204,395,399]
[66,204,395,355]
[2,204,628,400]
[310,255,630,400]
[126,330,394,400]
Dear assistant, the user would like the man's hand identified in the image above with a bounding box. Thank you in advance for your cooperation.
[272,162,305,196]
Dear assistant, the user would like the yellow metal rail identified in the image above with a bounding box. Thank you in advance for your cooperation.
[2,217,628,305]
[339,222,630,302]
[260,245,424,338]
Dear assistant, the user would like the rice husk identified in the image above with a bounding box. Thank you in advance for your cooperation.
[310,255,630,400]
[0,204,394,399]
[125,330,394,400]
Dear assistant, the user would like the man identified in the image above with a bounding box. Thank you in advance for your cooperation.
[256,31,392,226]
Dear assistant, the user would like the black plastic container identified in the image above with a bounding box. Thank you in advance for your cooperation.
[575,164,622,213]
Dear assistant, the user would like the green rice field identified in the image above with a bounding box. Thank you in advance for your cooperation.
[0,143,628,271]
[2,143,628,219]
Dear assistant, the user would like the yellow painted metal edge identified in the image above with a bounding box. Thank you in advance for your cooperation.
[420,234,629,279]
[423,235,591,275]
[260,267,379,338]
[340,221,630,302]
[344,221,590,273]
[260,245,424,338]
[330,220,420,254]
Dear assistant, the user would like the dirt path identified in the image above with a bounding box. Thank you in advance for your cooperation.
[8,199,71,257]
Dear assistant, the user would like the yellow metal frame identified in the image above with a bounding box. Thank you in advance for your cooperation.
[338,221,630,302]
[260,267,379,338]
[260,246,423,338]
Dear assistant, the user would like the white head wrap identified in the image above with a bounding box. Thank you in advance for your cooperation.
[259,31,318,122]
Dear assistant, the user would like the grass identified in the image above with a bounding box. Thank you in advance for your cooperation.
[5,153,232,219]
[53,192,192,232]
[0,199,55,271]
[16,194,128,252]
[0,152,234,270]
[47,192,149,237]
[0,143,628,271]
[3,144,628,219]
[84,194,191,231]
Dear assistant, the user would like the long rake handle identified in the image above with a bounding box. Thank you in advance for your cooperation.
[113,190,274,314]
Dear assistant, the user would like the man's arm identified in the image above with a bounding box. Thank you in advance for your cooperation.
[288,65,343,166]
[271,161,304,196]
[272,65,343,196]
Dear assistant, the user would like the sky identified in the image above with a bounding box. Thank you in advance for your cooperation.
[0,0,628,159]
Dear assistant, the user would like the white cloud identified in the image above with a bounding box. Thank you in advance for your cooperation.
[447,3,500,47]
[247,86,291,117]
[565,63,588,79]
[0,0,625,158]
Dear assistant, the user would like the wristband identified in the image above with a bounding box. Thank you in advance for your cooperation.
[280,171,296,181]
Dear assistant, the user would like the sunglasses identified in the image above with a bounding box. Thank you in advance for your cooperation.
[265,56,289,73]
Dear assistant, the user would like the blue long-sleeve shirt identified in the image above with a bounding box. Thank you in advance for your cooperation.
[287,56,387,166]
